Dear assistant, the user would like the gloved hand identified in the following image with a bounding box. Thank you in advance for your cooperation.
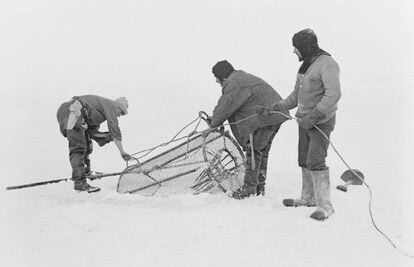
[121,152,132,161]
[298,108,325,130]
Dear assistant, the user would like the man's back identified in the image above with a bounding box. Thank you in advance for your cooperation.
[212,70,288,145]
[224,70,283,116]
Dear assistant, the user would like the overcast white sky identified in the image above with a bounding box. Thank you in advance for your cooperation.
[0,0,413,187]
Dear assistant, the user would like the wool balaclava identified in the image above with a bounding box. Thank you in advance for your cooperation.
[293,29,331,74]
[212,60,235,83]
[292,28,320,60]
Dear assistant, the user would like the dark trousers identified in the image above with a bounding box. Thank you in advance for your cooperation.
[244,124,280,187]
[66,129,93,182]
[57,102,92,182]
[298,116,335,170]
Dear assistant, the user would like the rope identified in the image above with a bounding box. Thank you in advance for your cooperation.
[128,113,257,161]
[130,116,201,160]
[126,110,413,258]
[268,110,413,259]
[185,117,203,159]
[314,124,413,259]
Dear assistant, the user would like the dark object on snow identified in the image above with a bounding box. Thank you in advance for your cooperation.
[336,169,364,192]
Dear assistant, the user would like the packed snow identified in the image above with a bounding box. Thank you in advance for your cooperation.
[1,0,413,266]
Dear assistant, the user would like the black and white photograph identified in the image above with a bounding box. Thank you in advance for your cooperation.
[1,0,413,266]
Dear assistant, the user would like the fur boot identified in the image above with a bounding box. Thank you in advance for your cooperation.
[283,168,316,207]
[309,169,334,220]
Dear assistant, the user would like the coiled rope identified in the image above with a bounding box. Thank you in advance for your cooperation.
[268,111,413,259]
[127,111,412,259]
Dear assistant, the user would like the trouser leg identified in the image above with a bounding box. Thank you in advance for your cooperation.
[257,125,280,196]
[297,116,336,219]
[244,125,279,188]
[84,155,91,176]
[233,125,279,199]
[257,124,279,184]
[244,148,261,188]
[67,129,88,183]
[84,131,93,175]
[299,116,335,171]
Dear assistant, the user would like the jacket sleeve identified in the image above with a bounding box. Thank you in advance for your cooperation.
[210,80,251,128]
[315,60,341,114]
[103,105,122,141]
[279,76,299,111]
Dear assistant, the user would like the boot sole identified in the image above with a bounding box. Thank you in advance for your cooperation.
[310,210,334,221]
[310,212,327,221]
[232,194,255,200]
[75,188,101,193]
[310,216,327,221]
[88,188,101,193]
[283,199,316,207]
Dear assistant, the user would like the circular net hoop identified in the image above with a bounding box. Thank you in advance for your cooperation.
[116,130,245,196]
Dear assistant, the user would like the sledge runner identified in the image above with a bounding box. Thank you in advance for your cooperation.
[203,60,288,199]
[57,95,131,193]
[257,29,341,220]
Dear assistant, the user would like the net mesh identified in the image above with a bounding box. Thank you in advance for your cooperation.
[116,131,245,196]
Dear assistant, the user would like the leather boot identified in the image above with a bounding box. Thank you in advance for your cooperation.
[309,169,334,220]
[74,179,101,193]
[232,184,257,199]
[283,168,316,207]
[72,161,100,193]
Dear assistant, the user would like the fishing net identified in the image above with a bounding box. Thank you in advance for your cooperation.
[116,130,245,196]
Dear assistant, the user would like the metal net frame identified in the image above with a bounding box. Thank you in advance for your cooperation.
[116,130,245,196]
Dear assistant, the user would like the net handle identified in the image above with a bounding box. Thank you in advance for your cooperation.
[198,111,211,124]
[199,111,226,132]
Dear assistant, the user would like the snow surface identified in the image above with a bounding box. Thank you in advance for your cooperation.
[1,171,413,267]
[1,0,414,266]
